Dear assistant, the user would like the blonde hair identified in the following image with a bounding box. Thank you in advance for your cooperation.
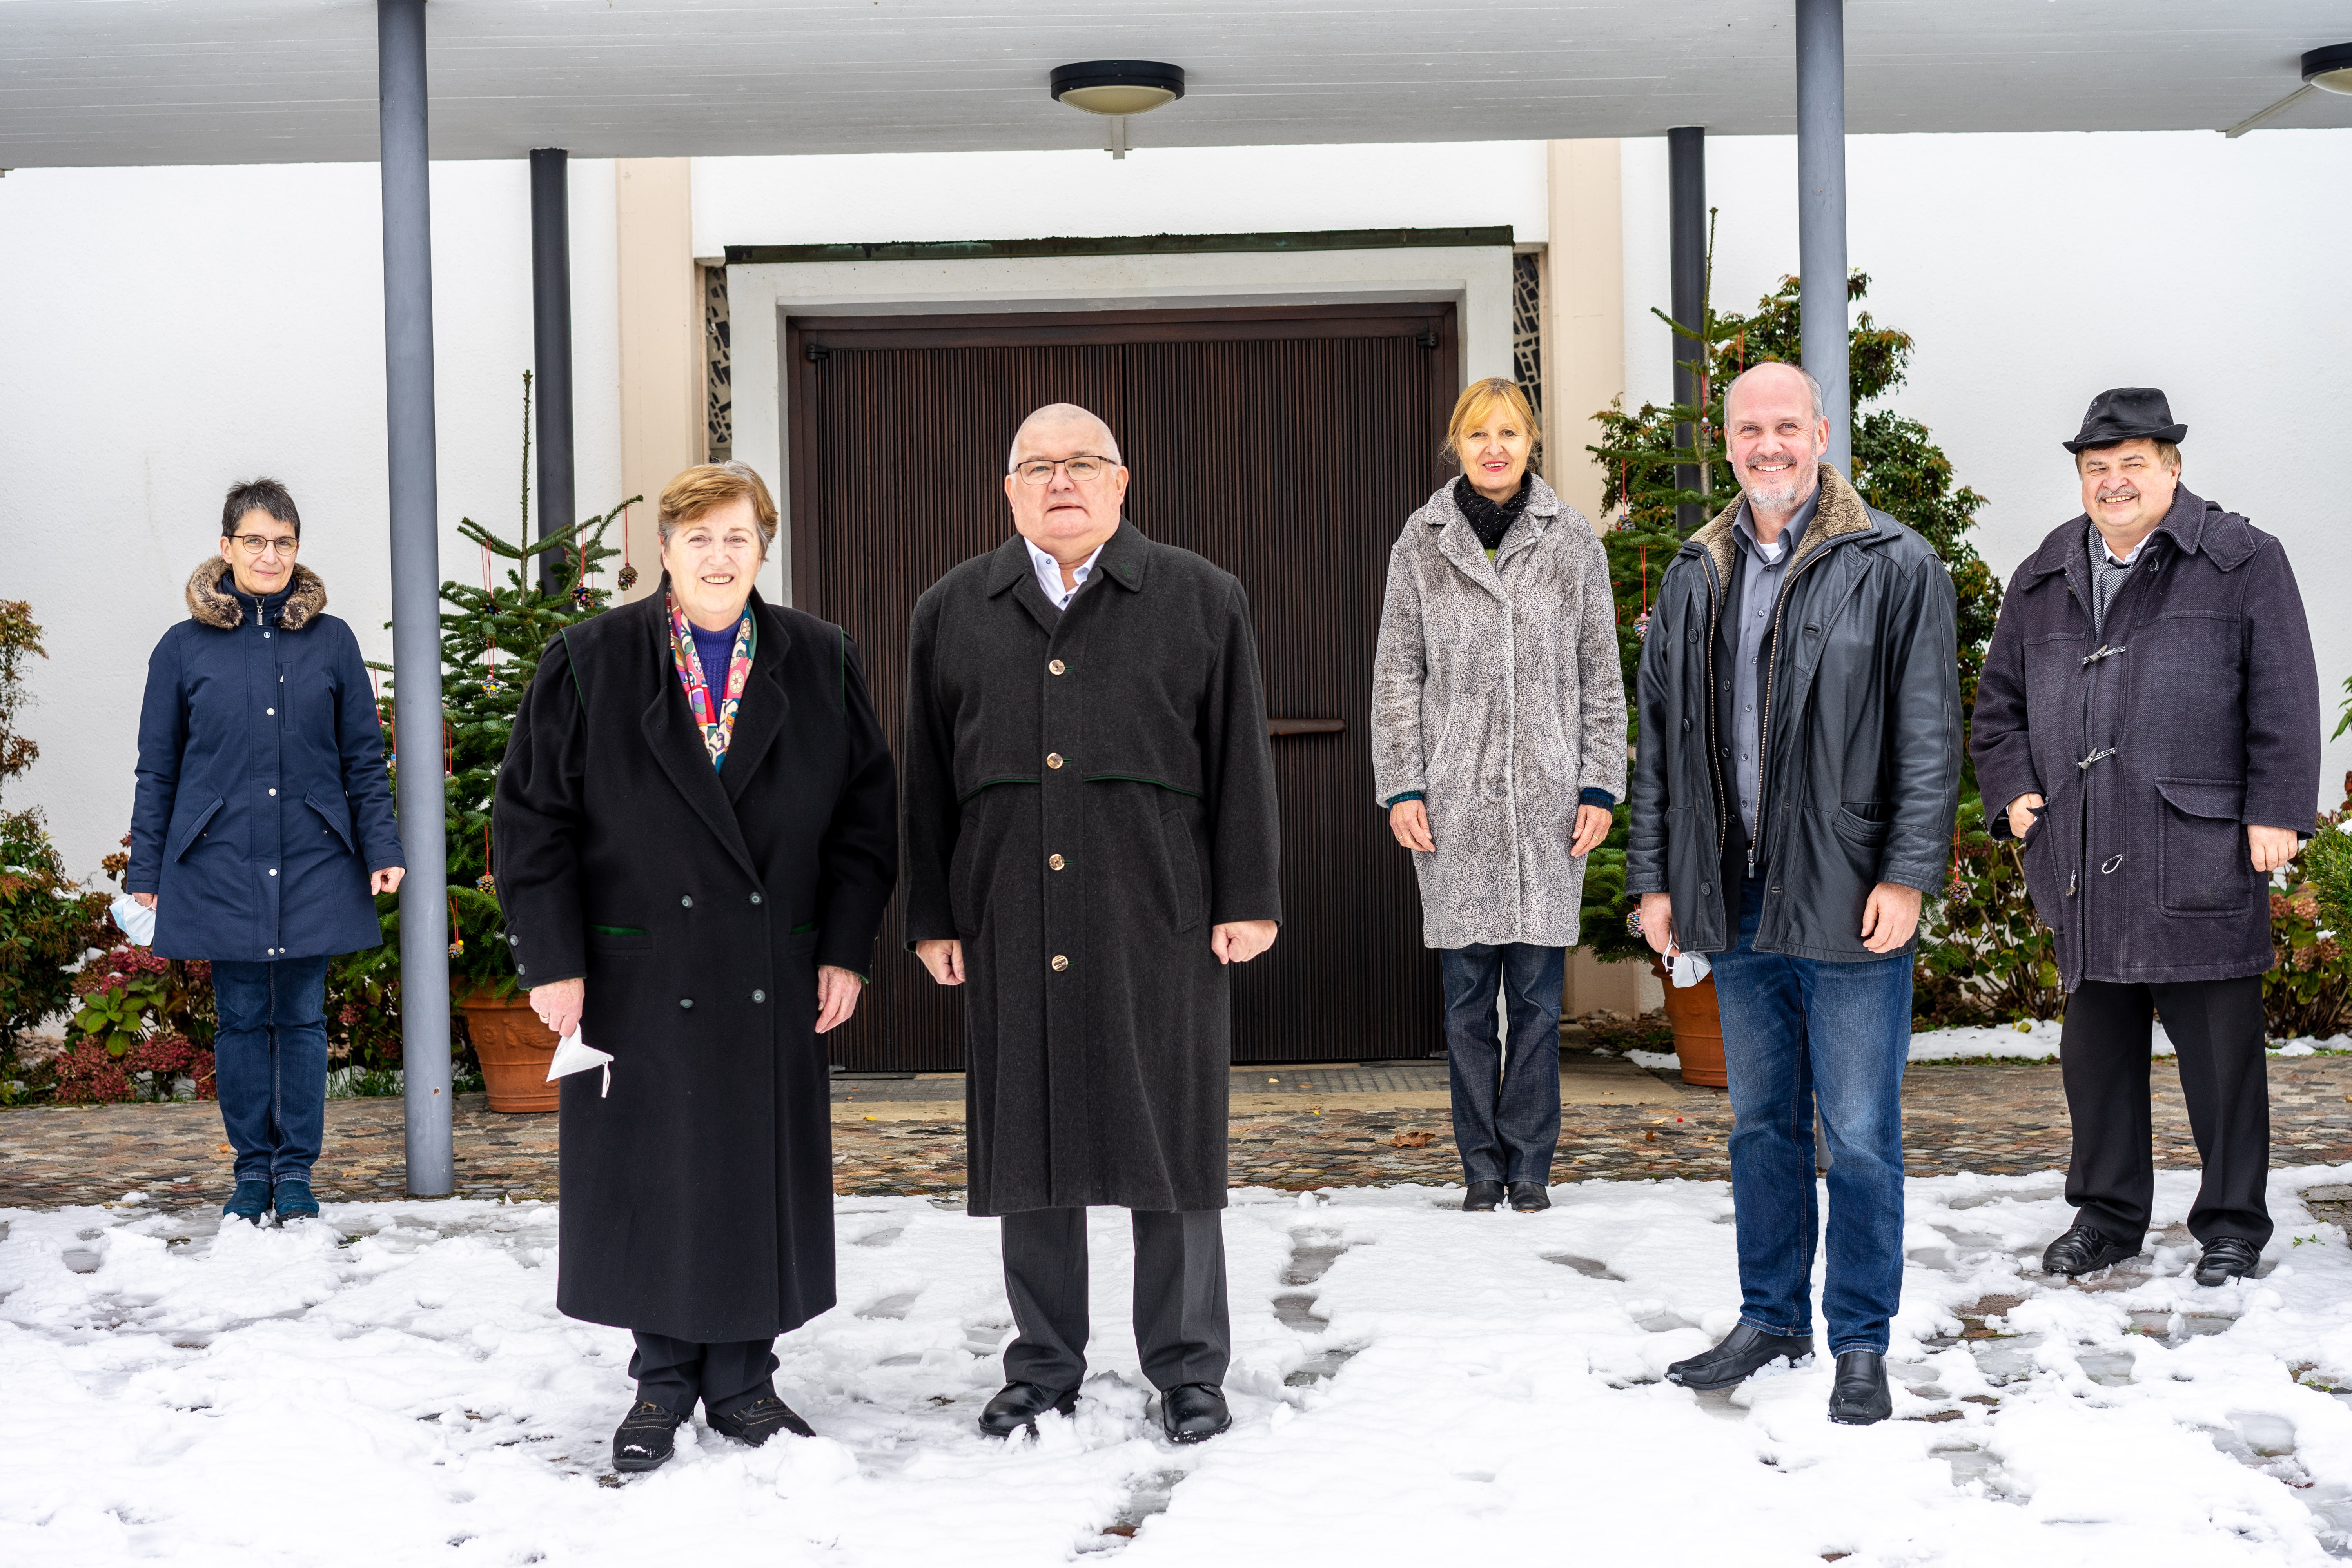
[1444,378,1540,471]
[657,461,779,552]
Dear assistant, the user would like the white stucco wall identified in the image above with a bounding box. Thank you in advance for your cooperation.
[1619,127,2352,810]
[0,160,624,880]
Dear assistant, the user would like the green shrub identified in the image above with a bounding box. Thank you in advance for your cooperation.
[1913,798,2063,1027]
[0,808,110,1059]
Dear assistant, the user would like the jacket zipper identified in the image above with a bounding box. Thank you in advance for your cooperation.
[1746,540,1838,878]
[1700,552,1728,861]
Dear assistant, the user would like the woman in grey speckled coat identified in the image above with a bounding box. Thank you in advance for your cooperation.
[1370,377,1628,1213]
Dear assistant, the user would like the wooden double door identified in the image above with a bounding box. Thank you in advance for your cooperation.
[787,302,1457,1070]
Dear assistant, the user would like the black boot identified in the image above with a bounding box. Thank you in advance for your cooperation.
[1665,1323,1815,1392]
[1827,1350,1892,1425]
[2042,1220,2141,1277]
[978,1381,1077,1438]
[1159,1383,1230,1444]
[1507,1181,1552,1213]
[708,1393,815,1446]
[612,1400,681,1472]
[1462,1181,1504,1212]
[2194,1236,2260,1287]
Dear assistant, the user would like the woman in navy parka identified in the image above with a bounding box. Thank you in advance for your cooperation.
[127,479,404,1223]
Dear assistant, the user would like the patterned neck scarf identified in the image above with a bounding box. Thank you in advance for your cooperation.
[667,593,755,770]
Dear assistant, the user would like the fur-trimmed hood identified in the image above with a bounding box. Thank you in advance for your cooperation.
[185,557,328,632]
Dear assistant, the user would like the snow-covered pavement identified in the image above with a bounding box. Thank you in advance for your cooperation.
[10,1171,2352,1566]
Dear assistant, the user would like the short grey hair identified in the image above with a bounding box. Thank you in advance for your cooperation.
[1724,361,1825,425]
[1007,403,1124,472]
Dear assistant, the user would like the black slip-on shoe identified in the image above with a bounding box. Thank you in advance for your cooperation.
[978,1381,1077,1438]
[1507,1181,1552,1213]
[1665,1323,1816,1392]
[1462,1181,1505,1212]
[1827,1350,1893,1426]
[708,1394,815,1446]
[2042,1220,2141,1278]
[2194,1236,2261,1287]
[612,1400,681,1472]
[1159,1383,1230,1445]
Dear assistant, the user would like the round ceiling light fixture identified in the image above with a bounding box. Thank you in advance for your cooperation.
[1050,60,1185,159]
[2225,41,2352,136]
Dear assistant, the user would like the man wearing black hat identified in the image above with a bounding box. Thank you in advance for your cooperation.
[1973,388,2321,1288]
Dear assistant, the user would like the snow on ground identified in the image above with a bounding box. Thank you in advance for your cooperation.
[1627,1024,2352,1071]
[11,1172,2352,1566]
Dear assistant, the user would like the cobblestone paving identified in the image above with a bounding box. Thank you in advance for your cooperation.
[8,1054,2352,1211]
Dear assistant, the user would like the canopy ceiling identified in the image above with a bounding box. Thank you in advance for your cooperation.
[4,0,2348,168]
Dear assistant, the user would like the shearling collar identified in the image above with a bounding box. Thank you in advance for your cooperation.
[185,557,327,632]
[1688,463,1875,603]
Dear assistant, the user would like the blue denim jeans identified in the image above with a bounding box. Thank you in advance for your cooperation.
[1439,943,1565,1185]
[1708,880,1912,1355]
[209,956,330,1185]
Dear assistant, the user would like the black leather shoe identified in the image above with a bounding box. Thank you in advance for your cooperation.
[612,1400,681,1472]
[1665,1323,1815,1392]
[708,1393,815,1446]
[1159,1383,1230,1445]
[2194,1236,2260,1287]
[1508,1181,1552,1213]
[1827,1350,1892,1425]
[1463,1181,1504,1212]
[978,1381,1076,1438]
[2042,1220,2141,1277]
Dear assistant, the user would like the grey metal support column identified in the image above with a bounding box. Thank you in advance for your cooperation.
[1667,126,1707,533]
[1797,0,1850,475]
[530,148,575,594]
[378,0,453,1198]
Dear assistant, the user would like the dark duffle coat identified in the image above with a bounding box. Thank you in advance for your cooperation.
[1971,486,2321,991]
[900,521,1282,1216]
[129,560,403,961]
[493,583,897,1343]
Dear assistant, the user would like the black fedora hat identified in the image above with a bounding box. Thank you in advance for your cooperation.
[2063,387,2187,454]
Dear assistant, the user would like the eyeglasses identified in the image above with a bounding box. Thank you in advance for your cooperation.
[229,534,299,558]
[1013,456,1117,486]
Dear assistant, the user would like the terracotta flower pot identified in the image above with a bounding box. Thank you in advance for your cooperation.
[1649,958,1729,1088]
[457,990,560,1113]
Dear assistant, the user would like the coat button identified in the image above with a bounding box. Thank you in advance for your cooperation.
[268,787,277,795]
[1049,659,1066,675]
[268,868,278,877]
[749,893,762,905]
[752,990,765,1003]
[508,934,519,945]
[1049,853,1065,871]
[1701,883,1713,896]
[1046,753,1064,769]
[679,998,694,1009]
[266,707,275,716]
[681,896,694,908]
[1051,954,1070,971]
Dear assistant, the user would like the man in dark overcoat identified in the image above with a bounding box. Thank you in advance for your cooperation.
[1973,388,2320,1288]
[495,463,897,1468]
[901,402,1282,1445]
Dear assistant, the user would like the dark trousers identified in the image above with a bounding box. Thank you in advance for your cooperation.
[209,956,330,1185]
[1001,1207,1229,1393]
[2062,975,2271,1249]
[1439,942,1566,1185]
[629,1332,779,1420]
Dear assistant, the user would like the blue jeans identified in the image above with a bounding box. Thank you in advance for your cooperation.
[1440,944,1565,1185]
[210,957,330,1185]
[1708,880,1912,1354]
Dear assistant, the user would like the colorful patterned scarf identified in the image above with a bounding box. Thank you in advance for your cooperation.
[666,594,755,770]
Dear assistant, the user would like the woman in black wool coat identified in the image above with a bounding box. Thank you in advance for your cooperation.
[493,462,896,1473]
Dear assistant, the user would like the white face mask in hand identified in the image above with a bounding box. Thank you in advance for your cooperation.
[111,894,157,947]
[1669,951,1712,988]
[547,1029,614,1097]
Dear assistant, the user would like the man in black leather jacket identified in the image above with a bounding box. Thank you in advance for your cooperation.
[1628,361,1960,1425]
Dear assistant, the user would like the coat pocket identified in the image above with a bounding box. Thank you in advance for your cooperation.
[1831,803,1893,847]
[305,792,357,855]
[2154,777,2255,918]
[1161,806,1204,933]
[164,795,225,862]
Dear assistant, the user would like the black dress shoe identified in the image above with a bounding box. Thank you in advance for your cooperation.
[1827,1350,1892,1425]
[2042,1220,2141,1277]
[978,1381,1077,1438]
[708,1394,815,1446]
[1463,1181,1504,1212]
[1159,1383,1230,1444]
[1507,1181,1552,1213]
[2194,1236,2261,1287]
[612,1400,681,1472]
[1664,1323,1815,1392]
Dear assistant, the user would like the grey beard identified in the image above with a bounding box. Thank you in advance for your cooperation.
[1740,461,1817,516]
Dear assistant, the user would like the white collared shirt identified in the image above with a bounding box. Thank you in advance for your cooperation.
[2100,532,2152,566]
[1024,535,1103,611]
